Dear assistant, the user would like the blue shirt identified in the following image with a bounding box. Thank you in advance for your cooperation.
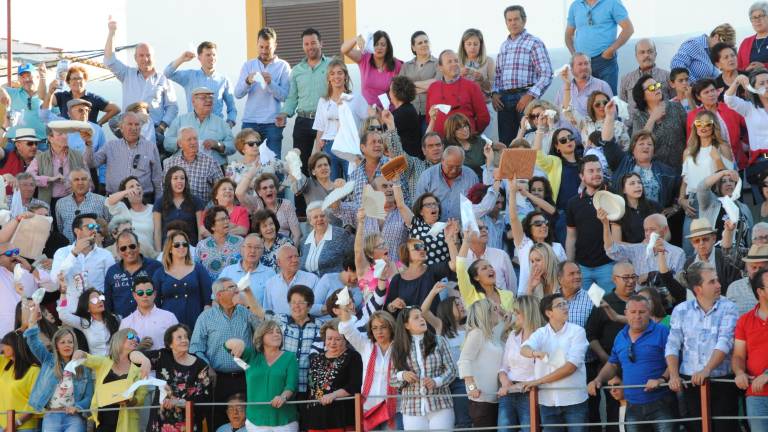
[163,65,238,123]
[567,0,630,57]
[164,112,235,166]
[609,321,670,404]
[263,270,319,316]
[415,164,480,221]
[219,261,276,306]
[313,272,364,319]
[6,86,45,141]
[190,304,261,373]
[670,35,721,83]
[665,297,738,377]
[104,56,179,125]
[104,257,163,319]
[234,56,291,123]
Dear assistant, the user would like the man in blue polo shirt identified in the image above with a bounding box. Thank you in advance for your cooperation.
[565,0,635,94]
[587,295,675,431]
[0,63,46,141]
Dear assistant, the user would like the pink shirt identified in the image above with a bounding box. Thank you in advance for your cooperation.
[358,52,403,106]
[27,152,72,198]
[119,306,179,350]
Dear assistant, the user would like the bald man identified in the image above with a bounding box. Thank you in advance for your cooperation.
[104,18,178,149]
[262,244,318,315]
[619,38,672,114]
[415,146,481,220]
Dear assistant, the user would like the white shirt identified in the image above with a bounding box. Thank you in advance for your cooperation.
[515,237,567,296]
[303,228,333,274]
[338,317,392,411]
[681,147,733,194]
[465,247,518,292]
[57,302,112,356]
[106,201,156,255]
[458,328,504,403]
[51,244,115,305]
[263,270,319,315]
[725,94,768,151]
[522,322,589,407]
[0,267,24,337]
[119,306,179,350]
[312,93,369,141]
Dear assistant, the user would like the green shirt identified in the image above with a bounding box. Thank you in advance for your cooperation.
[242,348,299,427]
[281,56,330,117]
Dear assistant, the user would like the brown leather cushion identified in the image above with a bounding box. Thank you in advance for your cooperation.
[381,155,408,180]
[498,148,537,179]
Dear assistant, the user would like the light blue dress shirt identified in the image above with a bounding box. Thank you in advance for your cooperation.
[163,65,238,124]
[234,56,291,123]
[415,164,480,221]
[219,261,276,306]
[104,56,178,126]
[567,0,630,57]
[312,272,364,319]
[164,112,235,165]
[263,270,319,316]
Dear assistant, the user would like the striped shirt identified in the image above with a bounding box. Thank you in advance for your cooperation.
[493,30,553,98]
[565,288,597,363]
[162,152,223,203]
[189,304,261,373]
[670,35,720,83]
[83,137,163,194]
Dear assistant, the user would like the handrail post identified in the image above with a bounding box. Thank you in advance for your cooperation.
[6,409,15,432]
[354,393,363,432]
[185,400,194,432]
[529,387,540,432]
[700,379,712,432]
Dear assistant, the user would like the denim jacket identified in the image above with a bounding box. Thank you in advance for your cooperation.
[24,326,94,412]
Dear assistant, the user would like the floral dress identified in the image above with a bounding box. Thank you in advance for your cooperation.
[305,350,363,430]
[195,234,243,280]
[259,234,293,272]
[146,349,211,432]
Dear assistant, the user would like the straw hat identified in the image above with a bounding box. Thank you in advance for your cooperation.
[685,218,717,239]
[593,190,625,221]
[742,244,768,263]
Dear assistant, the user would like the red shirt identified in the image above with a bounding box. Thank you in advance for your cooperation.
[0,150,28,195]
[426,77,490,137]
[734,305,768,396]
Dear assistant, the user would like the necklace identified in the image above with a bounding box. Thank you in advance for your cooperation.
[756,37,767,54]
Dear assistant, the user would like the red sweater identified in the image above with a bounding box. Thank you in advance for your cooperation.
[0,150,28,194]
[426,77,490,137]
[737,35,768,70]
[685,105,748,169]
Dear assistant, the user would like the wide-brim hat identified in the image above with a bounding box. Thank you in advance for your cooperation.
[593,190,625,221]
[685,218,717,239]
[743,244,768,263]
[13,128,41,142]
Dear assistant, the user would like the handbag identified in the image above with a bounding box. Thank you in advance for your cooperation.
[362,344,397,431]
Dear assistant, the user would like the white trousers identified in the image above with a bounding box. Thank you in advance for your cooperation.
[402,408,455,430]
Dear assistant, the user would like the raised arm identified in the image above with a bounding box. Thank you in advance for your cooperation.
[420,282,446,334]
[341,36,365,64]
[508,182,526,248]
[354,209,370,279]
[391,174,414,227]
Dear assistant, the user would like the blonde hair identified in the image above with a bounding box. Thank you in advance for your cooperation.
[530,243,559,296]
[162,230,193,269]
[710,23,736,46]
[52,327,81,379]
[523,100,560,123]
[458,28,487,66]
[363,233,383,263]
[503,295,544,340]
[109,328,135,361]
[686,110,727,163]
[324,58,351,98]
[465,298,496,340]
[252,320,283,352]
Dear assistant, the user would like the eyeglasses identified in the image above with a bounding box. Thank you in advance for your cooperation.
[73,107,90,114]
[422,202,439,209]
[126,332,141,343]
[2,248,20,257]
[244,140,261,147]
[173,241,189,249]
[226,406,245,413]
[132,154,141,169]
[119,244,138,252]
[85,223,100,232]
[616,274,639,283]
[528,113,540,121]
[411,243,426,251]
[477,226,488,231]
[553,301,569,310]
[531,220,548,227]
[644,82,663,92]
[194,95,214,100]
[751,13,767,22]
[25,142,38,147]
[557,135,575,145]
[693,119,714,128]
[628,342,636,362]
[134,288,154,297]
[368,125,383,132]
[593,100,608,107]
[89,294,106,305]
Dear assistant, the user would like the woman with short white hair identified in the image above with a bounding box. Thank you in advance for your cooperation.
[299,201,353,276]
[737,2,768,70]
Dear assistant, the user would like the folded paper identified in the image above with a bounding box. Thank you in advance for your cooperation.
[460,195,479,233]
[259,142,276,165]
[587,283,605,308]
[646,232,659,259]
[378,93,391,110]
[123,378,169,403]
[321,181,355,211]
[434,104,451,114]
[335,286,351,306]
[233,357,249,371]
[362,185,386,220]
[427,222,446,238]
[373,259,387,279]
[98,379,132,407]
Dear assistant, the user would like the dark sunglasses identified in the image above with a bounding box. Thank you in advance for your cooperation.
[25,142,38,147]
[119,244,138,252]
[628,342,636,362]
[531,220,548,227]
[2,248,20,257]
[411,242,425,251]
[367,125,383,132]
[528,113,540,120]
[557,135,575,145]
[126,332,141,343]
[132,154,141,169]
[134,288,154,297]
[245,140,261,147]
[593,100,608,107]
[173,241,189,249]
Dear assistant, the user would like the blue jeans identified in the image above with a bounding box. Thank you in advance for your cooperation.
[498,392,531,432]
[747,396,768,432]
[579,262,616,293]
[242,122,284,158]
[555,209,568,245]
[590,53,619,95]
[625,393,677,432]
[498,92,524,145]
[540,400,588,432]
[450,379,472,428]
[322,139,349,181]
[42,412,85,432]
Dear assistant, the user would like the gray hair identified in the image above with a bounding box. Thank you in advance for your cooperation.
[107,216,132,233]
[753,222,768,239]
[15,172,33,183]
[306,201,324,215]
[178,126,197,141]
[68,168,91,182]
[645,213,668,229]
[212,277,235,295]
[750,2,768,17]
[443,145,465,160]
[570,52,590,67]
[634,38,657,53]
[277,243,298,258]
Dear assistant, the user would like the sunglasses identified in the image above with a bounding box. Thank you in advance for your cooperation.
[2,248,20,257]
[25,142,38,147]
[693,119,714,128]
[85,223,100,232]
[531,220,548,227]
[173,241,189,249]
[557,135,575,145]
[368,125,384,132]
[411,243,426,251]
[126,332,141,343]
[134,288,154,297]
[478,226,488,232]
[644,82,663,92]
[27,96,32,110]
[528,113,540,120]
[593,100,608,107]
[119,244,138,252]
[628,342,636,362]
[245,140,261,147]
[132,154,141,169]
[89,294,106,305]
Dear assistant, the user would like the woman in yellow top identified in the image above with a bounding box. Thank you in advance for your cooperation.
[71,328,151,432]
[452,229,516,318]
[0,330,41,431]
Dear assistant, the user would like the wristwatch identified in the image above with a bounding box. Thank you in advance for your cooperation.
[467,383,477,392]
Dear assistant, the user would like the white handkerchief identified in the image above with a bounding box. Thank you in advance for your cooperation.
[237,272,251,292]
[284,149,303,179]
[13,263,24,282]
[718,196,740,223]
[64,358,85,374]
[543,109,557,119]
[378,93,391,109]
[587,283,605,308]
[460,195,479,233]
[553,64,570,77]
[331,100,364,163]
[427,222,446,238]
[252,72,267,89]
[321,181,355,211]
[746,84,767,96]
[123,378,169,403]
[546,349,567,368]
[335,286,351,306]
[373,259,387,279]
[31,287,45,304]
[611,96,630,119]
[233,357,249,371]
[434,104,451,114]
[732,178,742,201]
[480,134,493,145]
[646,232,659,259]
[362,30,375,53]
[259,142,277,165]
